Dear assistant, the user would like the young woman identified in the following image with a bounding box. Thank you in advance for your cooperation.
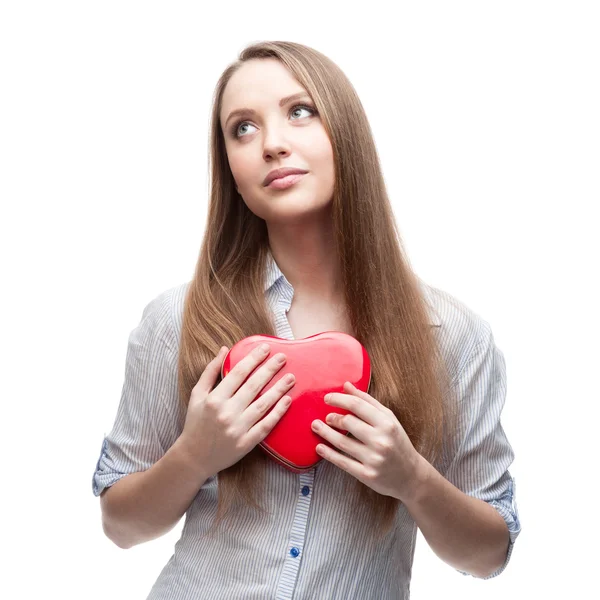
[92,40,521,599]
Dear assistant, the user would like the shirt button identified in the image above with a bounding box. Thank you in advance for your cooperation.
[290,547,300,558]
[301,485,310,496]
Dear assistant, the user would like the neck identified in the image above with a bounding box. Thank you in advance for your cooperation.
[266,217,343,303]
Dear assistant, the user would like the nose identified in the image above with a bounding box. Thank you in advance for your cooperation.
[262,125,291,161]
[263,145,290,161]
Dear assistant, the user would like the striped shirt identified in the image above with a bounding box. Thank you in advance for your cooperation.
[92,251,521,599]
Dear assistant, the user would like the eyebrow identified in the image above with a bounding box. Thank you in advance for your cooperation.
[224,92,311,128]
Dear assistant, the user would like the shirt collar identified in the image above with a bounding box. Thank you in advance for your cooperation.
[264,248,286,292]
[263,249,441,326]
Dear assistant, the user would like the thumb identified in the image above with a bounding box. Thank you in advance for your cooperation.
[195,346,228,393]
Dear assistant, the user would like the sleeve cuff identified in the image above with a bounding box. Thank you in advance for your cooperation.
[456,476,521,579]
[91,437,129,497]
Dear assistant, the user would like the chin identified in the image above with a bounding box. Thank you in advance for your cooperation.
[266,202,332,224]
[243,186,333,220]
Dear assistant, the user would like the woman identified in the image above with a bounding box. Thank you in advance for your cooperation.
[92,40,521,599]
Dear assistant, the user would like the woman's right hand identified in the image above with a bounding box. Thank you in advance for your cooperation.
[177,343,295,478]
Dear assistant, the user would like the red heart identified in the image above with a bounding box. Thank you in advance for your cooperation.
[221,332,371,472]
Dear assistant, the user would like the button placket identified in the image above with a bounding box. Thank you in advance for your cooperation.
[275,469,315,599]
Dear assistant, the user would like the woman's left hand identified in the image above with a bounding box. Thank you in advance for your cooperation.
[312,381,426,501]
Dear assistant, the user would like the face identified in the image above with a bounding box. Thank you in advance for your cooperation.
[219,58,335,225]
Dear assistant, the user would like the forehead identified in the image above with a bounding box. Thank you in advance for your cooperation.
[220,59,308,122]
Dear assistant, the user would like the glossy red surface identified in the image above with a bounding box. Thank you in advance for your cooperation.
[221,331,371,472]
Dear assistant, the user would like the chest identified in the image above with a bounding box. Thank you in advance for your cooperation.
[285,299,354,340]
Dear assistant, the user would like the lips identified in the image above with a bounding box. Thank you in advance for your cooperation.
[267,173,306,190]
[263,167,308,187]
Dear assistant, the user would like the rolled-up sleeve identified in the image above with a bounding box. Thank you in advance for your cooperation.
[443,320,522,579]
[92,290,184,497]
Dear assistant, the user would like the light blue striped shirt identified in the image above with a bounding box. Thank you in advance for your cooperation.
[92,252,521,599]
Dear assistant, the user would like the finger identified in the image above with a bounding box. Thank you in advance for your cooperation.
[246,394,293,447]
[315,442,364,480]
[311,420,370,464]
[194,347,229,394]
[217,343,279,399]
[233,352,290,411]
[325,391,384,427]
[343,381,388,412]
[323,411,373,445]
[241,372,296,429]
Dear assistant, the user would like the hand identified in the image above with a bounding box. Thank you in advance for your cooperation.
[178,344,296,478]
[311,381,425,501]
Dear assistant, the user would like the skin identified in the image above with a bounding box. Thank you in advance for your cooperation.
[219,57,342,304]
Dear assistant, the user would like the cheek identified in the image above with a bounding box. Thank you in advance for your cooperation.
[228,157,253,190]
[224,142,256,186]
[311,137,335,180]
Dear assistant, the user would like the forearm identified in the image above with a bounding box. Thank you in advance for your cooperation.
[401,454,510,579]
[101,437,209,549]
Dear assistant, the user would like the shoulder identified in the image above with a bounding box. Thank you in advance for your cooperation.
[140,281,191,349]
[420,281,492,384]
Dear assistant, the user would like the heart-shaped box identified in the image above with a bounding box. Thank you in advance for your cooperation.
[221,331,371,472]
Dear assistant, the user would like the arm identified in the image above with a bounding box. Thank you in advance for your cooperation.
[92,287,201,548]
[404,320,521,579]
[403,454,511,578]
[311,316,521,578]
[101,437,209,549]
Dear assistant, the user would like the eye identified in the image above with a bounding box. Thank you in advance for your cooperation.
[290,105,314,120]
[231,104,317,139]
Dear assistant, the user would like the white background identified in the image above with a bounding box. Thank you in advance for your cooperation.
[2,1,598,598]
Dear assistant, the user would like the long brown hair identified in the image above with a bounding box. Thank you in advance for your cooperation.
[177,40,458,538]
